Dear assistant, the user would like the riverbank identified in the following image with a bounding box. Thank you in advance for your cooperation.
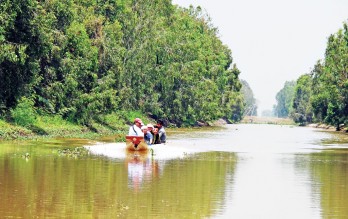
[2,114,347,142]
[241,116,348,133]
[0,117,123,141]
[0,115,294,141]
[241,116,296,125]
[0,113,146,141]
[307,123,348,133]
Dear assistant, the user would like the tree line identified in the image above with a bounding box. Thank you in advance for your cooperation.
[240,79,257,116]
[0,0,247,127]
[274,21,348,130]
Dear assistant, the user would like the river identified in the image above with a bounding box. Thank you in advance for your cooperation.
[0,124,347,218]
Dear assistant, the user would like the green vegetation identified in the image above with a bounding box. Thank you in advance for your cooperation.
[241,79,257,116]
[273,81,296,118]
[241,116,295,125]
[274,21,348,130]
[57,147,90,157]
[291,74,313,125]
[10,97,37,127]
[0,0,245,139]
[0,112,128,140]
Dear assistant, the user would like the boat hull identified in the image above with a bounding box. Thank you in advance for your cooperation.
[125,135,148,151]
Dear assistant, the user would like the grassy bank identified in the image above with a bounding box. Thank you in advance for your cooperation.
[241,116,296,125]
[1,114,297,141]
[0,111,156,141]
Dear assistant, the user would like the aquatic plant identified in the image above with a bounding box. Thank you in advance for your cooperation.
[150,148,155,156]
[57,147,90,157]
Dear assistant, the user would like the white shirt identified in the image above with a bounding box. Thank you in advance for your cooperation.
[128,125,143,136]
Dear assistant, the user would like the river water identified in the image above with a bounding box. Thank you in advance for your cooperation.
[0,124,347,218]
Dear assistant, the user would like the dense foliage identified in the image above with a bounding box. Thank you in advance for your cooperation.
[240,79,257,116]
[273,81,296,118]
[0,0,244,127]
[276,21,348,129]
[291,74,312,125]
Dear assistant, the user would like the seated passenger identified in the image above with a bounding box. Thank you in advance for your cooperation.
[152,126,161,144]
[147,124,154,134]
[156,119,167,143]
[128,118,143,136]
[141,125,153,145]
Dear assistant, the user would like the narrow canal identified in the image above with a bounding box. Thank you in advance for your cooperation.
[0,124,347,218]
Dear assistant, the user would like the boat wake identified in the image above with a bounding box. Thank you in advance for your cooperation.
[85,141,204,160]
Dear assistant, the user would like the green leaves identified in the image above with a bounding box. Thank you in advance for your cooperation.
[285,21,348,128]
[241,80,257,116]
[11,97,36,127]
[274,81,296,118]
[311,22,348,128]
[1,0,245,127]
[291,74,313,125]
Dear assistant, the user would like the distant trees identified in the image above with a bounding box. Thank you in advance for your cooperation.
[310,23,348,129]
[291,74,312,125]
[240,79,257,116]
[0,0,244,127]
[275,21,348,129]
[273,81,296,118]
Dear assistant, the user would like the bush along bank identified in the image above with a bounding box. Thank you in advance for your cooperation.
[0,111,146,141]
[0,110,235,141]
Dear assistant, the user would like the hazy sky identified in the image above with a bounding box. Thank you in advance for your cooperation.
[172,0,348,113]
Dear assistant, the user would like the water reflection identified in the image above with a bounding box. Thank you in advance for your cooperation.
[221,153,322,218]
[0,124,348,218]
[0,141,237,218]
[126,151,163,191]
[307,152,348,219]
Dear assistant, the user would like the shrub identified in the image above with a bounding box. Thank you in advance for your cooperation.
[11,97,37,127]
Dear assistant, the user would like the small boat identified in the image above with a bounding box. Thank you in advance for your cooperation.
[125,135,148,151]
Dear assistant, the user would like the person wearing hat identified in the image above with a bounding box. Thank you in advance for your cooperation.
[147,124,154,133]
[128,118,143,136]
[141,125,153,144]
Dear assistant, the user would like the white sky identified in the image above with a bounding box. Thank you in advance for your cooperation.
[172,0,348,113]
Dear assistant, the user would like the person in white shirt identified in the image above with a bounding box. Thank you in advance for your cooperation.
[128,118,143,136]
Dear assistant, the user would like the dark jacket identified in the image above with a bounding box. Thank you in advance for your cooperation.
[152,132,161,144]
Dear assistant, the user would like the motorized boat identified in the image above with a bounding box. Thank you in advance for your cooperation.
[125,135,148,151]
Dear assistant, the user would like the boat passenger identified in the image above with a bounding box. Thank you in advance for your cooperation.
[128,118,143,136]
[152,126,161,144]
[156,119,167,143]
[141,125,153,144]
[147,123,154,133]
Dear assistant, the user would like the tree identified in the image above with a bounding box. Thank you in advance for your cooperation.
[274,81,296,118]
[291,74,313,125]
[0,0,245,127]
[310,22,348,130]
[240,79,257,116]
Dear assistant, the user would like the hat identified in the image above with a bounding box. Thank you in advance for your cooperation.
[147,123,154,129]
[134,118,142,123]
[141,126,147,130]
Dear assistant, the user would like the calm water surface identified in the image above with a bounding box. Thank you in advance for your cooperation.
[0,124,347,218]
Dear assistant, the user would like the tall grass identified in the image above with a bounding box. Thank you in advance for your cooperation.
[0,110,150,140]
